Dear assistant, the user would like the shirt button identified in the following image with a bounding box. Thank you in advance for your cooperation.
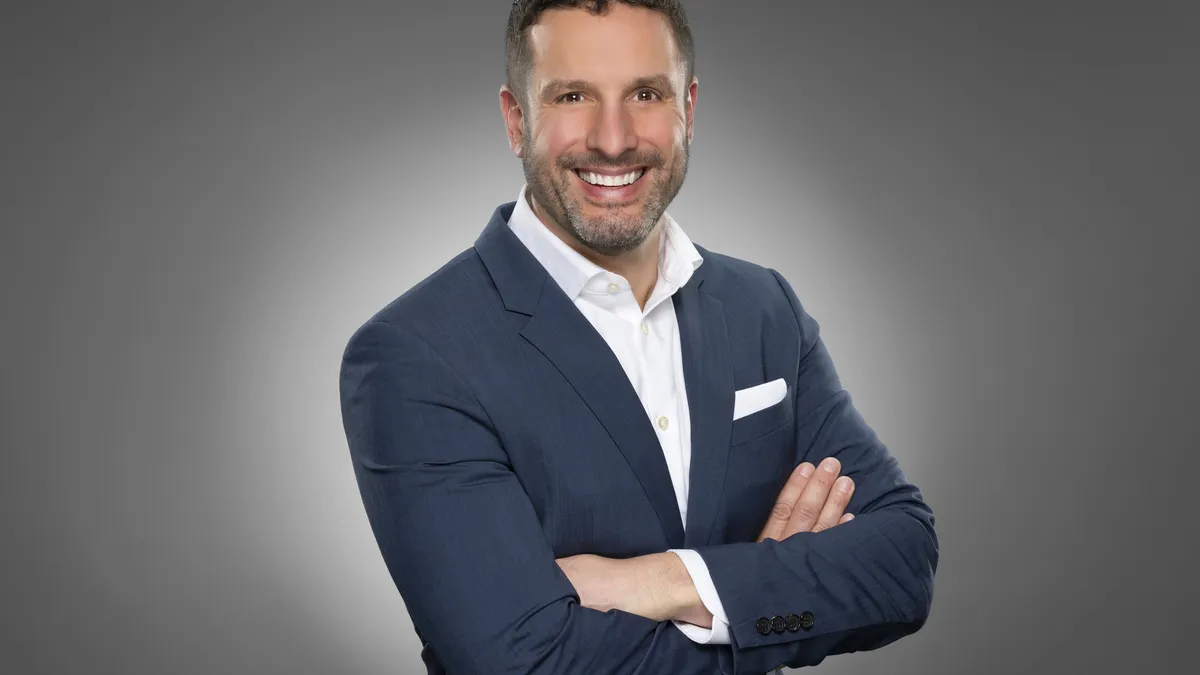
[606,283,621,293]
[657,416,669,431]
[641,322,649,335]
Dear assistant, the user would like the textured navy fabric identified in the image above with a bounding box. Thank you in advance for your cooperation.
[338,202,939,674]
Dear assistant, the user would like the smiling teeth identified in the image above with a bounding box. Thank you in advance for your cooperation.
[578,169,643,187]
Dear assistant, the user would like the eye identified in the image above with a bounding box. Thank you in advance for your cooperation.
[557,92,586,104]
[634,89,661,102]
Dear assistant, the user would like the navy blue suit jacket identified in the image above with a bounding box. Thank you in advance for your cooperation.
[339,202,938,674]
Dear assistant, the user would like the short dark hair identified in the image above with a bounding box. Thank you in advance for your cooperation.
[505,0,695,107]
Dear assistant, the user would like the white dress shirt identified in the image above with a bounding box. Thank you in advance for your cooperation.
[507,185,733,645]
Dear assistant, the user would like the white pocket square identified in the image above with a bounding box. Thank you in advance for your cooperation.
[732,378,787,421]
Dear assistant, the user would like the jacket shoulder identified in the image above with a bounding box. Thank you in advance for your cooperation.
[343,246,494,349]
[695,244,815,341]
[696,245,792,305]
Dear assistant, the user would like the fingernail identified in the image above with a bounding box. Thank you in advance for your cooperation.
[822,458,839,474]
[837,477,852,493]
[799,463,814,477]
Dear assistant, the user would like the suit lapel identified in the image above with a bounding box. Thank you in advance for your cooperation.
[475,204,735,550]
[673,274,735,548]
[476,203,686,549]
[521,283,687,549]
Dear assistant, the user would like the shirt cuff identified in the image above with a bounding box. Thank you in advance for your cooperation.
[667,549,731,645]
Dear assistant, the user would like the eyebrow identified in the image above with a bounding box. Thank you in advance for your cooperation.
[539,74,677,101]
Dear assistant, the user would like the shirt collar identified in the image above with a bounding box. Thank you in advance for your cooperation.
[507,184,703,301]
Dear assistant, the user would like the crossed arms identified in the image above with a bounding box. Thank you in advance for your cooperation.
[338,271,938,674]
[554,453,860,633]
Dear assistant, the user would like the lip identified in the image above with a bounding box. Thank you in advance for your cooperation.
[572,166,648,203]
[574,166,647,176]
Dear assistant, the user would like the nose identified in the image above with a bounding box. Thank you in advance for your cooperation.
[586,100,638,161]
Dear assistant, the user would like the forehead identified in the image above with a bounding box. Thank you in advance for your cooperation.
[526,5,683,83]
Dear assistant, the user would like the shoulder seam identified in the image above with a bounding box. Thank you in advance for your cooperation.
[768,268,820,363]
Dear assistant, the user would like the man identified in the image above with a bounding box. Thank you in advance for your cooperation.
[338,1,938,673]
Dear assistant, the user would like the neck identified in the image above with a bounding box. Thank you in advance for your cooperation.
[529,193,661,310]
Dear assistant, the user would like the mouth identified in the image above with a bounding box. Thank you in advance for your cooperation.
[572,166,648,202]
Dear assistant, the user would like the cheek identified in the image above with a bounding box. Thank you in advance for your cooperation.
[634,112,687,152]
[533,115,590,159]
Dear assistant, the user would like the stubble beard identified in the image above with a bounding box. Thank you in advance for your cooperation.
[521,130,689,257]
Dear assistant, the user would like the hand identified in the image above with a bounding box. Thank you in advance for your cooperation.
[555,552,680,622]
[757,457,855,542]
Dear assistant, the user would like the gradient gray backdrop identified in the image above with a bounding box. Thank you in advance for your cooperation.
[3,2,1196,673]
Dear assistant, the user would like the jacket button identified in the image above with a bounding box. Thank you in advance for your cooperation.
[770,615,787,634]
[785,613,803,632]
[755,617,772,635]
[799,611,815,630]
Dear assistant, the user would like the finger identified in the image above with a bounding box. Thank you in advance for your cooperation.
[838,513,855,524]
[812,476,854,532]
[757,462,814,542]
[783,456,840,537]
[757,462,815,542]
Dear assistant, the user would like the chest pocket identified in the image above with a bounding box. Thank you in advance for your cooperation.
[730,384,793,446]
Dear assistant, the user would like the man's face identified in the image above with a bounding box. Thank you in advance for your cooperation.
[509,4,696,256]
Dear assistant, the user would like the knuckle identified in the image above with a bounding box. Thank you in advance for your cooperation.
[810,471,836,488]
[792,504,822,523]
[769,502,793,521]
[807,479,833,496]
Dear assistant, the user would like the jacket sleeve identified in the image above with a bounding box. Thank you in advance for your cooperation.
[339,319,731,675]
[689,271,940,674]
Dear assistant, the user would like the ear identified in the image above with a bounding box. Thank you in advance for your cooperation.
[685,76,698,145]
[499,85,527,158]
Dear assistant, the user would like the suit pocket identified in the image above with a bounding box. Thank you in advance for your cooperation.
[730,380,793,446]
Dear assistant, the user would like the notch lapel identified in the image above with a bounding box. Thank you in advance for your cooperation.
[521,283,687,549]
[475,203,686,549]
[523,281,686,550]
[674,276,735,548]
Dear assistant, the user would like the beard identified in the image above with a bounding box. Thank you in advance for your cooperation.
[521,131,689,257]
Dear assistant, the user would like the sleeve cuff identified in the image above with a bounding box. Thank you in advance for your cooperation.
[668,549,731,645]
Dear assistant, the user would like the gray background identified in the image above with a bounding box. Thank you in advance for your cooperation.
[2,1,1196,673]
